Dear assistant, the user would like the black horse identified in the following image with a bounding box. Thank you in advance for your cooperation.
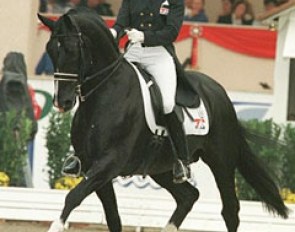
[38,8,289,232]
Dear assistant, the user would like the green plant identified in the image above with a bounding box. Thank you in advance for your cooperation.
[281,123,295,191]
[0,111,32,186]
[237,119,283,200]
[46,110,72,188]
[236,119,295,201]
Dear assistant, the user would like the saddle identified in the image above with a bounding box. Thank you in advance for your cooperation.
[133,63,200,126]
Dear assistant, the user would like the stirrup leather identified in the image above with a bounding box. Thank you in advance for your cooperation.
[173,159,190,184]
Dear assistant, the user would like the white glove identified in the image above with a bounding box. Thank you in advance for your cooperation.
[109,28,117,39]
[126,29,144,43]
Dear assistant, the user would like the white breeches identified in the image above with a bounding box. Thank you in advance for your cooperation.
[124,43,177,114]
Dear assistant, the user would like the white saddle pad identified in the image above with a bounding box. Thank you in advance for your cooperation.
[129,62,209,136]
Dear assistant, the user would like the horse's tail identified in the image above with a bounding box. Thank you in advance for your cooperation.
[237,125,290,218]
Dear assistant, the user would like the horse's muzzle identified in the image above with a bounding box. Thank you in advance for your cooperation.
[53,97,75,112]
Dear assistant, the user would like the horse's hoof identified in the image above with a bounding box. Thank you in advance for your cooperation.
[161,223,177,232]
[47,219,64,232]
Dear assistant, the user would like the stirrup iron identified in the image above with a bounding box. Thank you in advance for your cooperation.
[61,155,81,178]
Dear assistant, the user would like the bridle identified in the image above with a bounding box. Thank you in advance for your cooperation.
[52,14,123,103]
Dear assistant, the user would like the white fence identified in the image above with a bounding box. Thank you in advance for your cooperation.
[0,186,294,232]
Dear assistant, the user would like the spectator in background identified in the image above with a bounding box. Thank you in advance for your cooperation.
[217,0,254,25]
[47,0,68,14]
[184,0,209,22]
[255,0,279,24]
[39,0,79,13]
[184,0,192,16]
[79,0,114,16]
[39,0,48,13]
[278,0,290,5]
[217,0,234,22]
[264,0,279,11]
[65,0,82,11]
[93,0,114,16]
[35,52,54,76]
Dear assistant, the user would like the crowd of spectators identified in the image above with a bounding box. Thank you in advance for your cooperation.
[217,0,255,25]
[35,0,293,75]
[39,0,113,16]
[184,0,291,25]
[39,0,291,25]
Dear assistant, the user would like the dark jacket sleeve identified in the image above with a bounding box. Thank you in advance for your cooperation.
[144,0,184,46]
[113,0,130,34]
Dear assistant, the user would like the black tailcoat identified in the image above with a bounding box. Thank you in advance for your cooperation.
[113,0,184,52]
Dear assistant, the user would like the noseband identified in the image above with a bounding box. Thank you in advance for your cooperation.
[52,14,122,102]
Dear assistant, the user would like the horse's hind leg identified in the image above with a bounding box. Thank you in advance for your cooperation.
[214,170,239,232]
[151,171,199,231]
[95,181,122,232]
[204,154,240,232]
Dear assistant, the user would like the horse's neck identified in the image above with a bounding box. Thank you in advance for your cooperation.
[90,37,119,72]
[80,60,140,121]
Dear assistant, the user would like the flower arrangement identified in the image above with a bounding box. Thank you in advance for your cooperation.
[46,110,72,188]
[0,111,32,186]
[0,172,10,186]
[281,188,295,204]
[236,119,295,202]
[54,176,83,190]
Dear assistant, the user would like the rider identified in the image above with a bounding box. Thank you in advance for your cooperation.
[110,0,191,183]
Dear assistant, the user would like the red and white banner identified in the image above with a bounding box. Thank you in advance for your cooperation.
[38,16,277,67]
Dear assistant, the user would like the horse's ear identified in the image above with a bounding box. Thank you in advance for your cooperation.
[37,13,55,31]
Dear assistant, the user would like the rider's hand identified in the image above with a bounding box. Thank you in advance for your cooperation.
[109,28,117,39]
[126,29,144,43]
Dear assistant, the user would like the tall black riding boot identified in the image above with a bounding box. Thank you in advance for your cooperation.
[165,111,191,184]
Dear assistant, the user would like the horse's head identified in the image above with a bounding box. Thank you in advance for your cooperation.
[38,8,119,112]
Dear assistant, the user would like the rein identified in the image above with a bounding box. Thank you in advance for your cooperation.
[53,14,123,102]
[78,54,124,102]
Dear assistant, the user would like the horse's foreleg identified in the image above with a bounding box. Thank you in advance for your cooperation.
[151,171,199,231]
[61,177,99,222]
[47,159,117,232]
[47,177,97,232]
[95,181,122,232]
